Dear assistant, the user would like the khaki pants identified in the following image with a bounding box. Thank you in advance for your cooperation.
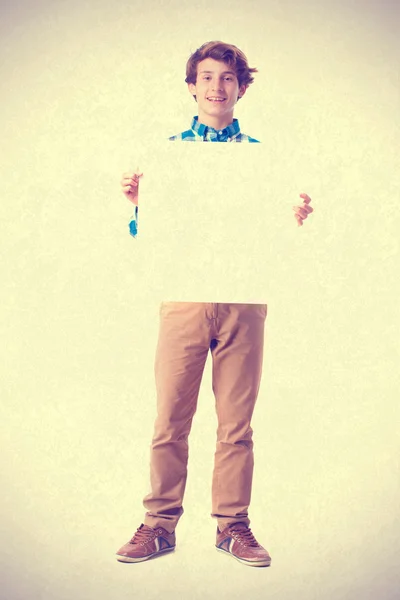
[143,302,267,533]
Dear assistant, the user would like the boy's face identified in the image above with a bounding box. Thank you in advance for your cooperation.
[188,58,247,129]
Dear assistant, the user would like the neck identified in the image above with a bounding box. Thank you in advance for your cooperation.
[197,112,235,130]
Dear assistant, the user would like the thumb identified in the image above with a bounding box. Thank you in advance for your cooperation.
[300,193,311,204]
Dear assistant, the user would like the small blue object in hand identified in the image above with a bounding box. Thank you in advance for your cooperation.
[129,219,137,238]
[129,206,138,238]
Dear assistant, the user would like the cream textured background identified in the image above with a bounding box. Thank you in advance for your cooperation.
[1,0,399,599]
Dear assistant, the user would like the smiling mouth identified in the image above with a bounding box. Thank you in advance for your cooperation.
[207,97,226,102]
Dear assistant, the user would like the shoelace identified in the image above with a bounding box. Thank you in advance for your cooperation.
[129,525,156,545]
[229,526,260,547]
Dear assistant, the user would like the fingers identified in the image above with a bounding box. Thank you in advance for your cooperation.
[121,176,139,189]
[295,214,303,227]
[293,194,314,226]
[299,193,312,204]
[121,171,143,194]
[121,172,143,185]
[293,192,314,225]
[121,185,137,195]
[293,205,313,219]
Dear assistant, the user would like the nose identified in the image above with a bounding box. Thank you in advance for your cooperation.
[211,80,223,92]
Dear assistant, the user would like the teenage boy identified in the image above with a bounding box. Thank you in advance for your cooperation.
[169,41,259,142]
[117,41,313,567]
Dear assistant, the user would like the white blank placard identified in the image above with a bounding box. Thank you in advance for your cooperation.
[135,141,295,302]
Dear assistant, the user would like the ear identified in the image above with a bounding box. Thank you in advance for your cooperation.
[188,82,196,96]
[238,84,248,100]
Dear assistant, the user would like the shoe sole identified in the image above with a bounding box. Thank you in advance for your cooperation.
[116,546,175,563]
[216,546,271,567]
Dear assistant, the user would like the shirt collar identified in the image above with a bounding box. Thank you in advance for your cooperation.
[191,116,241,141]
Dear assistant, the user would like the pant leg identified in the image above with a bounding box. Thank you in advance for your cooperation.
[210,303,267,531]
[143,301,213,533]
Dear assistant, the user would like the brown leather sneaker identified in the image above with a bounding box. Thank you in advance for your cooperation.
[116,524,176,563]
[216,522,271,567]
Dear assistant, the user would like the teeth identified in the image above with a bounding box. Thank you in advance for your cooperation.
[208,97,225,101]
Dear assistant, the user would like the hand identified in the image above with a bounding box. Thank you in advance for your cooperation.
[293,193,313,226]
[121,168,143,206]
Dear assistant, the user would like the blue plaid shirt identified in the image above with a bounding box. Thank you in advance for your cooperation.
[169,116,260,143]
[129,117,259,237]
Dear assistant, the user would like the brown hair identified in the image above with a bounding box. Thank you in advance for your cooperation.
[185,41,258,89]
